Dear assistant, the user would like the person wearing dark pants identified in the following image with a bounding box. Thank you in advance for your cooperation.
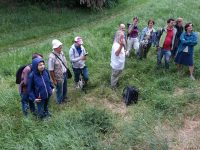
[28,58,54,119]
[69,36,89,89]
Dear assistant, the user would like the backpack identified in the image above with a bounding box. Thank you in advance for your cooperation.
[15,64,31,84]
[122,86,139,106]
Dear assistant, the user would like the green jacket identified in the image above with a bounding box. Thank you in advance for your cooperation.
[159,27,177,50]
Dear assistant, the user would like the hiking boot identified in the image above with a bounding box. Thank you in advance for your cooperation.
[190,75,195,81]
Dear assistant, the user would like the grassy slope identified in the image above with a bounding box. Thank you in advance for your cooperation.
[0,0,200,149]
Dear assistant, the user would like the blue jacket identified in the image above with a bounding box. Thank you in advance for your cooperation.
[139,27,157,45]
[28,58,53,101]
[177,32,198,54]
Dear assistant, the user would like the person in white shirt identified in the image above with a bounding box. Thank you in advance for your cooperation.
[110,30,126,89]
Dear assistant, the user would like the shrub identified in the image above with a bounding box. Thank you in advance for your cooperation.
[80,107,113,134]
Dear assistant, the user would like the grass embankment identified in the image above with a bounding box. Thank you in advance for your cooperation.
[0,0,200,149]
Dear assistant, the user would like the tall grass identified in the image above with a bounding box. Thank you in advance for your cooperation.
[0,0,200,149]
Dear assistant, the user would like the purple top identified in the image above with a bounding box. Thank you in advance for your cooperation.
[129,25,139,38]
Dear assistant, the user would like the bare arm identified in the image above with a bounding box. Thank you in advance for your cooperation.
[49,71,57,85]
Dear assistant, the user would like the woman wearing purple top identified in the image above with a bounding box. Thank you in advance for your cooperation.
[126,16,140,57]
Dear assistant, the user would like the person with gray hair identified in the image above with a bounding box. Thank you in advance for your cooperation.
[110,31,126,89]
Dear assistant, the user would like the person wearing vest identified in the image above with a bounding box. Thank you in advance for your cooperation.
[69,36,89,88]
[48,39,68,104]
[157,18,177,69]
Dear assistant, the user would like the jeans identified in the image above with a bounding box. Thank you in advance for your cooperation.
[20,93,35,116]
[73,67,89,83]
[157,48,171,69]
[36,99,45,119]
[56,73,67,104]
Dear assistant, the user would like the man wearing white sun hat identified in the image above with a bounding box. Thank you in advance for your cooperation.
[48,39,68,104]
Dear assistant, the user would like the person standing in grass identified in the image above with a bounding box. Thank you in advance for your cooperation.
[138,19,156,59]
[126,16,140,57]
[28,57,54,119]
[157,18,177,69]
[69,36,89,89]
[19,53,43,116]
[110,30,126,89]
[48,39,68,104]
[175,23,198,80]
[171,17,184,58]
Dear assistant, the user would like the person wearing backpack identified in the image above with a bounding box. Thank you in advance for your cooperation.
[110,30,126,89]
[48,39,68,104]
[28,57,54,119]
[69,36,89,89]
[18,53,43,116]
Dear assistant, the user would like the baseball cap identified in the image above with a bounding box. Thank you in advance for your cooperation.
[52,39,62,49]
[74,36,83,45]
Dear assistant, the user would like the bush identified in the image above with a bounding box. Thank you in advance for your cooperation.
[80,107,113,134]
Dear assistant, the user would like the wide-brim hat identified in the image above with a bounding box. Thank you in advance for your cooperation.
[52,39,62,49]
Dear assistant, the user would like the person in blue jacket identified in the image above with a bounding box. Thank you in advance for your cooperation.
[28,57,54,119]
[138,19,156,59]
[175,22,198,80]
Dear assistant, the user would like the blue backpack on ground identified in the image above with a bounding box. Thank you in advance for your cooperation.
[122,86,139,106]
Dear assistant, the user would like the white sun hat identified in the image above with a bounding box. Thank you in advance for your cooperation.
[52,39,63,49]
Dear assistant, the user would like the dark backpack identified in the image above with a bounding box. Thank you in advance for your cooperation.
[15,64,31,84]
[122,86,139,106]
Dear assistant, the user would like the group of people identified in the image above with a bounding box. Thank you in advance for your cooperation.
[19,37,88,118]
[110,17,198,89]
[18,16,198,118]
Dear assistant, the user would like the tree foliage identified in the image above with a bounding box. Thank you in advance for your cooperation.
[12,0,118,9]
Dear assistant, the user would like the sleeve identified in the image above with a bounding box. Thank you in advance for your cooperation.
[189,33,198,46]
[152,31,157,46]
[48,57,55,71]
[22,66,31,86]
[180,32,198,46]
[28,73,36,101]
[46,70,54,89]
[69,47,81,62]
[139,28,146,42]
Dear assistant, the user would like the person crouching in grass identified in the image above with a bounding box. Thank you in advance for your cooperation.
[28,57,54,119]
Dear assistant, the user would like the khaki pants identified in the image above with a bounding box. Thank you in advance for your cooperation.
[111,69,122,88]
[127,37,140,55]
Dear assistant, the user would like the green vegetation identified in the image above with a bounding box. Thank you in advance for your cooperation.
[0,0,200,149]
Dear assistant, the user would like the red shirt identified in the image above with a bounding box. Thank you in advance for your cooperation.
[163,29,174,50]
